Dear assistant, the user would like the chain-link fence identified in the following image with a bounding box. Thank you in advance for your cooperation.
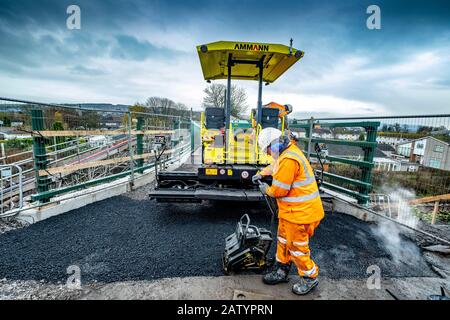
[1,97,195,214]
[0,164,23,215]
[290,114,450,238]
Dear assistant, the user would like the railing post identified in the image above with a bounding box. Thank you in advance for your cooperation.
[172,117,179,148]
[178,117,182,162]
[0,143,6,164]
[360,125,378,205]
[136,116,144,174]
[190,120,195,155]
[432,201,439,225]
[31,109,51,203]
[127,112,135,185]
[305,117,314,160]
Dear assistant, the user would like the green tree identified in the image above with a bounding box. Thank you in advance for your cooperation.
[1,116,11,127]
[81,110,100,129]
[51,111,66,150]
[129,104,147,114]
[52,122,64,131]
[401,124,409,133]
[52,111,66,129]
[417,126,433,134]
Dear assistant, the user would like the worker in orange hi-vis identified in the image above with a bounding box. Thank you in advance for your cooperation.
[252,127,324,295]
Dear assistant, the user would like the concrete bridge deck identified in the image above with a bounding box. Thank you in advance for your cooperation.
[1,179,449,300]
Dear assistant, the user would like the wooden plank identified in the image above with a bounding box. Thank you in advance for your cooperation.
[38,149,175,176]
[432,201,439,225]
[32,130,174,137]
[409,194,450,205]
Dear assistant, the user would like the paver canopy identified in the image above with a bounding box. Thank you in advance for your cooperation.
[197,41,304,83]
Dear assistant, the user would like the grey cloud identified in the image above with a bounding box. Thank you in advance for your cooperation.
[111,34,185,61]
[69,65,106,76]
[111,35,157,61]
[0,0,449,114]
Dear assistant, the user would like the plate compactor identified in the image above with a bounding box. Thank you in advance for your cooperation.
[223,179,278,274]
[222,214,273,274]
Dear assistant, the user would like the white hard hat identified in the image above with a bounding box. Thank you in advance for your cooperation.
[284,104,293,114]
[258,127,282,151]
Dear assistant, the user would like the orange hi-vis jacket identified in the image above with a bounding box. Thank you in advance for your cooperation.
[265,143,325,225]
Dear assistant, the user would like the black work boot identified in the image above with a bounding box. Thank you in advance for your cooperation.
[292,277,319,295]
[263,262,290,285]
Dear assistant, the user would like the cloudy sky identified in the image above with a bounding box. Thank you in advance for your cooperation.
[0,0,449,117]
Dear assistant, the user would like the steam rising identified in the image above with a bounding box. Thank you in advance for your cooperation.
[372,220,422,265]
[374,185,419,228]
[371,185,422,265]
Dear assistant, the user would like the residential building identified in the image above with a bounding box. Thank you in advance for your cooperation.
[396,136,450,171]
[11,121,24,127]
[336,133,360,141]
[312,128,333,139]
[376,135,409,145]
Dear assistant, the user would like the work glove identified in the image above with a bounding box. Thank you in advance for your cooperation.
[252,173,263,184]
[258,182,270,195]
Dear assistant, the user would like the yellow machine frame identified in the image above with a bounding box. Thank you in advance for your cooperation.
[149,40,304,203]
[197,40,304,166]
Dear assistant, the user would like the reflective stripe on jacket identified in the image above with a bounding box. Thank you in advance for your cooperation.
[266,143,324,224]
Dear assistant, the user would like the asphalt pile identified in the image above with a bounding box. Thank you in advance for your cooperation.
[0,190,435,283]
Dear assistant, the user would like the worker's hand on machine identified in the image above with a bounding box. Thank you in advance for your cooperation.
[252,173,263,184]
[258,182,270,195]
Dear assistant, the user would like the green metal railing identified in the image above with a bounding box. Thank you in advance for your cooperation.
[30,142,192,202]
[290,118,380,204]
[136,116,144,174]
[31,109,52,203]
[28,108,193,203]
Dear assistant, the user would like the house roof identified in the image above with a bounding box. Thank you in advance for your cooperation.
[377,143,396,152]
[313,128,332,134]
[396,135,449,147]
[326,144,388,158]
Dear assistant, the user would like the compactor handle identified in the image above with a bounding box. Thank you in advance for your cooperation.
[240,214,250,235]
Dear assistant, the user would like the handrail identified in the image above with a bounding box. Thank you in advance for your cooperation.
[409,194,450,205]
[294,117,379,205]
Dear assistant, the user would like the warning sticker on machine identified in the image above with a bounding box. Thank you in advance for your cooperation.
[205,169,218,175]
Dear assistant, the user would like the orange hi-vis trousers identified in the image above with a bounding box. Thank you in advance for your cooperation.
[276,218,320,278]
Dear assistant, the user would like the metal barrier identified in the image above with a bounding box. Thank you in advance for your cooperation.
[290,118,379,204]
[0,164,23,216]
[1,97,194,207]
[3,95,448,237]
[290,113,450,238]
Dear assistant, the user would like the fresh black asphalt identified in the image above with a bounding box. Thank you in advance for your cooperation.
[0,190,435,283]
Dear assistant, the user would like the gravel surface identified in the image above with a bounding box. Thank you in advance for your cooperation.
[417,222,450,244]
[0,184,436,284]
[0,278,96,300]
[0,218,29,235]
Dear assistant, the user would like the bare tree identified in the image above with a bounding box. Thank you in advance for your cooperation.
[144,97,189,117]
[202,83,248,118]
